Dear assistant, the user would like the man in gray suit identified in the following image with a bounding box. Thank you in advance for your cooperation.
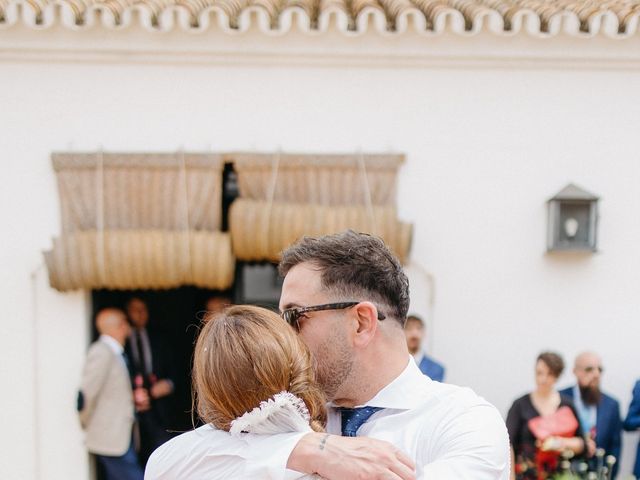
[78,308,146,480]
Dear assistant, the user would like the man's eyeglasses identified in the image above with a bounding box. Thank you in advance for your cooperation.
[281,302,386,330]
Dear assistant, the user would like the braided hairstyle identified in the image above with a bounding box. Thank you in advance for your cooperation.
[193,305,326,432]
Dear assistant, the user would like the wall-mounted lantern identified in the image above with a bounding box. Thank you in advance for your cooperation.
[547,183,599,252]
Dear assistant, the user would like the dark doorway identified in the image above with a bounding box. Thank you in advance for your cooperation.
[91,286,231,434]
[90,263,282,478]
[90,264,282,431]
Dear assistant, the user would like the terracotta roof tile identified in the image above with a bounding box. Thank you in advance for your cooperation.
[1,0,639,36]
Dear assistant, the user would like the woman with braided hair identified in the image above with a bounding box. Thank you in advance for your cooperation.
[145,305,326,479]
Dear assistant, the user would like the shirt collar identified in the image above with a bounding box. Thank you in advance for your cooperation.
[100,334,124,356]
[357,356,433,410]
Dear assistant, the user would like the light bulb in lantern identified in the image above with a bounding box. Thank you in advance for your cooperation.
[564,217,579,238]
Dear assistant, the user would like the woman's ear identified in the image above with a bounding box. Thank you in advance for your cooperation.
[352,301,379,348]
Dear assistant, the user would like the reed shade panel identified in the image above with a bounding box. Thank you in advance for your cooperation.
[52,153,223,232]
[229,199,412,263]
[45,152,232,291]
[231,153,404,206]
[44,230,234,291]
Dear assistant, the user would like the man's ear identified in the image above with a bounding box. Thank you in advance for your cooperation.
[352,302,379,348]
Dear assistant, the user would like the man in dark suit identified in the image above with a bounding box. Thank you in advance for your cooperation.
[624,379,640,479]
[559,351,622,477]
[404,314,445,382]
[125,297,176,466]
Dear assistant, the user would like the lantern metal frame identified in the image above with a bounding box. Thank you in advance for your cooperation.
[546,183,599,253]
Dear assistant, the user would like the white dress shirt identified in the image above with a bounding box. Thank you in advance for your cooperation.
[326,358,510,479]
[146,357,509,480]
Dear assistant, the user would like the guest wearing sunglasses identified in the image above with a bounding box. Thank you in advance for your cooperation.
[275,231,509,479]
[559,351,622,476]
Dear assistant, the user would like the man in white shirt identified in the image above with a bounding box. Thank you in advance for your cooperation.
[147,231,509,480]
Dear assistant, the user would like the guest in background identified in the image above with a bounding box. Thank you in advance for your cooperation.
[203,295,232,322]
[559,351,622,477]
[404,314,445,382]
[125,297,176,465]
[623,379,640,479]
[77,308,144,480]
[506,352,584,480]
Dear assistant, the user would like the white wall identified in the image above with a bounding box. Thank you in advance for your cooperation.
[1,27,639,479]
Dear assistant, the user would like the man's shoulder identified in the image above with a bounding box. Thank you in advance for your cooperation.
[421,354,444,370]
[600,391,620,409]
[420,380,496,414]
[86,340,112,359]
[409,381,508,450]
[558,386,574,398]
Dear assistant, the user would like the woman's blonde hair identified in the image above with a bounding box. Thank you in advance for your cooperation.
[193,305,326,432]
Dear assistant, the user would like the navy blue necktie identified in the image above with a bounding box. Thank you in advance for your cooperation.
[340,406,383,437]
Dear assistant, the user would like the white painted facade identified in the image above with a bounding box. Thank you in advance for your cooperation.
[1,20,640,480]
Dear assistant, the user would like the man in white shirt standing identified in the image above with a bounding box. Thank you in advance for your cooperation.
[147,230,509,480]
[279,230,509,479]
[78,308,146,480]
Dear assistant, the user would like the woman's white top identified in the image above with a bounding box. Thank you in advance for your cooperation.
[145,392,319,480]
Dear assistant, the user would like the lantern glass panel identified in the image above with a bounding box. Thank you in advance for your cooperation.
[555,202,592,248]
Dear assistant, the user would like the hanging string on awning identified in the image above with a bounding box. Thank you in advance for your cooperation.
[44,150,412,292]
[45,230,234,291]
[44,152,232,292]
[229,200,412,263]
[228,151,412,264]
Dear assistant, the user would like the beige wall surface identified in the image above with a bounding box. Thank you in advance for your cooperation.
[1,28,639,479]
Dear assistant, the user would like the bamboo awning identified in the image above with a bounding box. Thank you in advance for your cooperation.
[52,152,223,232]
[45,152,234,292]
[231,153,404,206]
[229,200,413,263]
[227,152,413,264]
[45,230,234,291]
[44,150,413,292]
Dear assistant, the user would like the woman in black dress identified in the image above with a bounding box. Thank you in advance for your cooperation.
[506,352,584,479]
